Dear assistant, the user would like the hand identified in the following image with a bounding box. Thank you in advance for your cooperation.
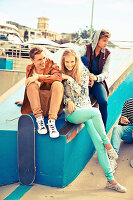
[68,100,76,114]
[15,101,23,106]
[62,74,70,80]
[120,116,130,125]
[25,76,38,87]
[89,73,97,81]
[89,79,94,87]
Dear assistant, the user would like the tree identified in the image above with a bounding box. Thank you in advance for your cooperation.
[71,32,79,41]
[79,27,95,39]
[80,27,90,39]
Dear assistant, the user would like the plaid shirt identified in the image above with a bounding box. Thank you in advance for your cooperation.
[119,98,133,125]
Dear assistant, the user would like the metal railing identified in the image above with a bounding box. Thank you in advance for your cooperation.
[0,44,60,71]
[0,45,29,59]
[0,43,60,59]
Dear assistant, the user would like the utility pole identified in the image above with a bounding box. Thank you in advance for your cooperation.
[90,0,94,38]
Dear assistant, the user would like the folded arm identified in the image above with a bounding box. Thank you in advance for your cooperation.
[38,64,62,84]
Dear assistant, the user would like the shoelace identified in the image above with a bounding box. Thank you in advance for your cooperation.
[49,124,57,134]
[110,160,116,167]
[107,149,118,160]
[109,159,117,171]
[38,120,45,130]
[109,184,124,191]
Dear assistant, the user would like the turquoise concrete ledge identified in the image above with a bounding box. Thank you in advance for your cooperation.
[0,70,133,187]
[106,70,133,133]
[35,122,95,187]
[0,58,13,70]
[0,85,95,187]
[0,86,24,186]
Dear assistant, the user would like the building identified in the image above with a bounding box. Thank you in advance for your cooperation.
[60,33,72,42]
[0,23,18,33]
[6,18,73,43]
[38,17,49,30]
[0,23,24,45]
[37,17,62,41]
[6,21,42,42]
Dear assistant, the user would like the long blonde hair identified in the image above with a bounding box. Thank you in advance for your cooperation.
[60,49,82,85]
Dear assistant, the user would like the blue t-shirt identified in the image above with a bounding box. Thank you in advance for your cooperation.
[81,52,100,75]
[90,53,100,75]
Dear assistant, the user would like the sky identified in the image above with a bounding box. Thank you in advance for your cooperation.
[0,0,133,41]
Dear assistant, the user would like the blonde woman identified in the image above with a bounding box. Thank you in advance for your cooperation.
[61,49,127,193]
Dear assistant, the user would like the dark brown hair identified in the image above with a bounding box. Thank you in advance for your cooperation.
[99,30,111,40]
[29,46,44,59]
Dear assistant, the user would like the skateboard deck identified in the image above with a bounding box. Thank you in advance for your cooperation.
[18,114,36,185]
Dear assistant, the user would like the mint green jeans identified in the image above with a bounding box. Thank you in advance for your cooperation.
[66,107,114,181]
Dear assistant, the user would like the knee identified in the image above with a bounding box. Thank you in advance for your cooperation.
[26,82,39,91]
[99,97,108,107]
[92,107,102,118]
[51,81,64,92]
[112,125,121,136]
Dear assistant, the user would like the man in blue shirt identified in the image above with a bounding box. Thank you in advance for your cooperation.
[79,30,111,128]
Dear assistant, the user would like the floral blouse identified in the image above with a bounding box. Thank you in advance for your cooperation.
[63,66,92,116]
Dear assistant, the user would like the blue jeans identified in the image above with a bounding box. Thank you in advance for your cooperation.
[111,124,133,154]
[89,82,108,128]
[66,107,114,181]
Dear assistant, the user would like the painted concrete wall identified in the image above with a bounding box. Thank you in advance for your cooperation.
[106,70,133,133]
[0,70,25,96]
[0,67,132,187]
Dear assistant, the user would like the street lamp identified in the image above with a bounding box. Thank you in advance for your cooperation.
[90,0,94,38]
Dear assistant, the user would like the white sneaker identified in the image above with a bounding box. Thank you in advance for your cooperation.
[109,157,117,173]
[106,182,127,193]
[130,159,133,168]
[48,119,59,138]
[36,116,47,134]
[107,148,118,160]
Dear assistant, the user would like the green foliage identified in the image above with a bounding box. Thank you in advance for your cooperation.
[79,26,95,39]
[71,32,79,41]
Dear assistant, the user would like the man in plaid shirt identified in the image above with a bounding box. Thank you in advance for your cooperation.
[109,98,133,172]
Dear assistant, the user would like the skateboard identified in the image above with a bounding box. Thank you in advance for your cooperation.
[18,114,36,185]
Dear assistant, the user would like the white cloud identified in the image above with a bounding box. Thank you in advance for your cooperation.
[42,0,89,5]
[0,12,8,24]
[106,0,133,12]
